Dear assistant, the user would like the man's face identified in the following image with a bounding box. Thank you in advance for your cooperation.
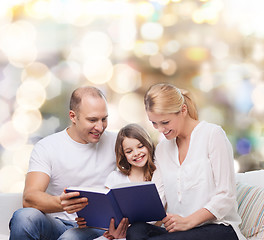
[70,96,108,144]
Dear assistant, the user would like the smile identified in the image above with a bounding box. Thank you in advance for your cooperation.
[164,130,171,135]
[133,155,145,162]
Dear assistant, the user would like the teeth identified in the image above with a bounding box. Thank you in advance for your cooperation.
[164,130,170,135]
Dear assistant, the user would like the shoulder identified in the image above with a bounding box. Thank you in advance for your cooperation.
[100,130,117,142]
[105,170,128,188]
[198,121,225,136]
[35,129,66,147]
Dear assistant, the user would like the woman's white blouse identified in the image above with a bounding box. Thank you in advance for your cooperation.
[152,121,246,240]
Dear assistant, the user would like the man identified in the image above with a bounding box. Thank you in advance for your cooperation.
[9,86,126,240]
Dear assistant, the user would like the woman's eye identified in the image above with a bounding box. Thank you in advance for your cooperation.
[162,121,169,125]
[138,145,144,148]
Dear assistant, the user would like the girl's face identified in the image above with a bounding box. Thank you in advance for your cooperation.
[147,111,184,140]
[122,137,149,169]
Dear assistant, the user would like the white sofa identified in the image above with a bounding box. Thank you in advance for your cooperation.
[0,170,264,240]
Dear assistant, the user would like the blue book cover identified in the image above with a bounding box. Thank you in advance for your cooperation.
[66,182,166,229]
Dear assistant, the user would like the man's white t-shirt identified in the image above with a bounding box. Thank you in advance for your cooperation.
[28,129,117,221]
[152,121,246,240]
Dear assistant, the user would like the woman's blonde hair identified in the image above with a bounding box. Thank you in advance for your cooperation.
[115,124,156,181]
[144,83,198,120]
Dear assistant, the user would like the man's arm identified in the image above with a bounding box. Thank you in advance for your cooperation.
[23,172,63,213]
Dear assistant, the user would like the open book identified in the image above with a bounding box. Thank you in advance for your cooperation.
[66,182,166,229]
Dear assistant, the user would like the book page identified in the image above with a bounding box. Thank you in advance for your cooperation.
[67,186,109,194]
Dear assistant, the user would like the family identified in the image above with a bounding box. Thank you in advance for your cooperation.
[9,83,246,240]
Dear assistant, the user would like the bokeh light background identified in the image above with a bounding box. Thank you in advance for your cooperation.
[0,0,263,193]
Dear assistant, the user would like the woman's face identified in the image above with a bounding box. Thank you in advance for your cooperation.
[147,111,184,140]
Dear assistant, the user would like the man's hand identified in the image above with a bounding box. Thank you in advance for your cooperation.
[103,218,129,239]
[162,213,192,232]
[60,190,88,214]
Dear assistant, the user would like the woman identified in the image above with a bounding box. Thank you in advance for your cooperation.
[126,83,245,240]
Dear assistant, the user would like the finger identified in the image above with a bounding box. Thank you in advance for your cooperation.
[60,191,80,201]
[108,218,115,232]
[63,202,88,214]
[75,217,85,221]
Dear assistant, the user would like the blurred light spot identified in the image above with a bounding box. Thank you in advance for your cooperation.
[185,47,209,61]
[0,165,25,193]
[21,62,51,88]
[141,22,163,40]
[108,64,141,93]
[161,59,177,76]
[0,121,28,150]
[12,144,33,173]
[0,2,13,24]
[107,103,122,130]
[83,57,113,84]
[234,159,240,173]
[194,62,214,92]
[35,116,60,137]
[160,13,178,27]
[149,53,164,68]
[199,106,224,126]
[211,42,229,60]
[16,81,46,110]
[25,0,50,19]
[119,93,145,123]
[234,80,253,113]
[252,43,264,62]
[162,40,180,56]
[0,21,37,68]
[12,108,42,134]
[136,2,155,18]
[52,61,81,85]
[252,83,264,113]
[0,99,10,124]
[138,42,159,56]
[236,138,251,155]
[0,65,22,99]
[81,31,113,58]
[45,74,62,100]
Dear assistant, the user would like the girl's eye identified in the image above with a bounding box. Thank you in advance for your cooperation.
[125,150,132,154]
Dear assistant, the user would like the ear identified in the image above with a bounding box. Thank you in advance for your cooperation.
[181,104,188,115]
[69,110,77,124]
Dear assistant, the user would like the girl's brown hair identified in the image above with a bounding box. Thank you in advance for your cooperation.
[115,124,156,181]
[144,83,198,120]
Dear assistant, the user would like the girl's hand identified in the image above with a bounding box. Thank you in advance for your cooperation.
[162,213,192,232]
[75,217,87,228]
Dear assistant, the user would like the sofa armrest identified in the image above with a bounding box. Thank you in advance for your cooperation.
[0,193,23,236]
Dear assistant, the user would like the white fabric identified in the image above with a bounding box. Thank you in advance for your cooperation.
[153,121,246,240]
[28,129,117,221]
[104,170,130,189]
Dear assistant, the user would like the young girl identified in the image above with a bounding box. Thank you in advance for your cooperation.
[77,123,157,239]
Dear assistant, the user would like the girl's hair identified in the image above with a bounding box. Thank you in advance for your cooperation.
[144,83,198,120]
[115,123,156,181]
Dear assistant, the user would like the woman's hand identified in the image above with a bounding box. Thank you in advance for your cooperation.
[162,213,192,232]
[75,217,87,228]
[60,190,88,214]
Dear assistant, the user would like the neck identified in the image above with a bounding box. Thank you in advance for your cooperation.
[129,167,145,182]
[179,117,199,140]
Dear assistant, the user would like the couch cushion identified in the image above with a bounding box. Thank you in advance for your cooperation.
[236,182,264,238]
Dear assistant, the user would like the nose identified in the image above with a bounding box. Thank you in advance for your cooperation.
[157,125,165,133]
[133,148,140,157]
[94,121,103,131]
